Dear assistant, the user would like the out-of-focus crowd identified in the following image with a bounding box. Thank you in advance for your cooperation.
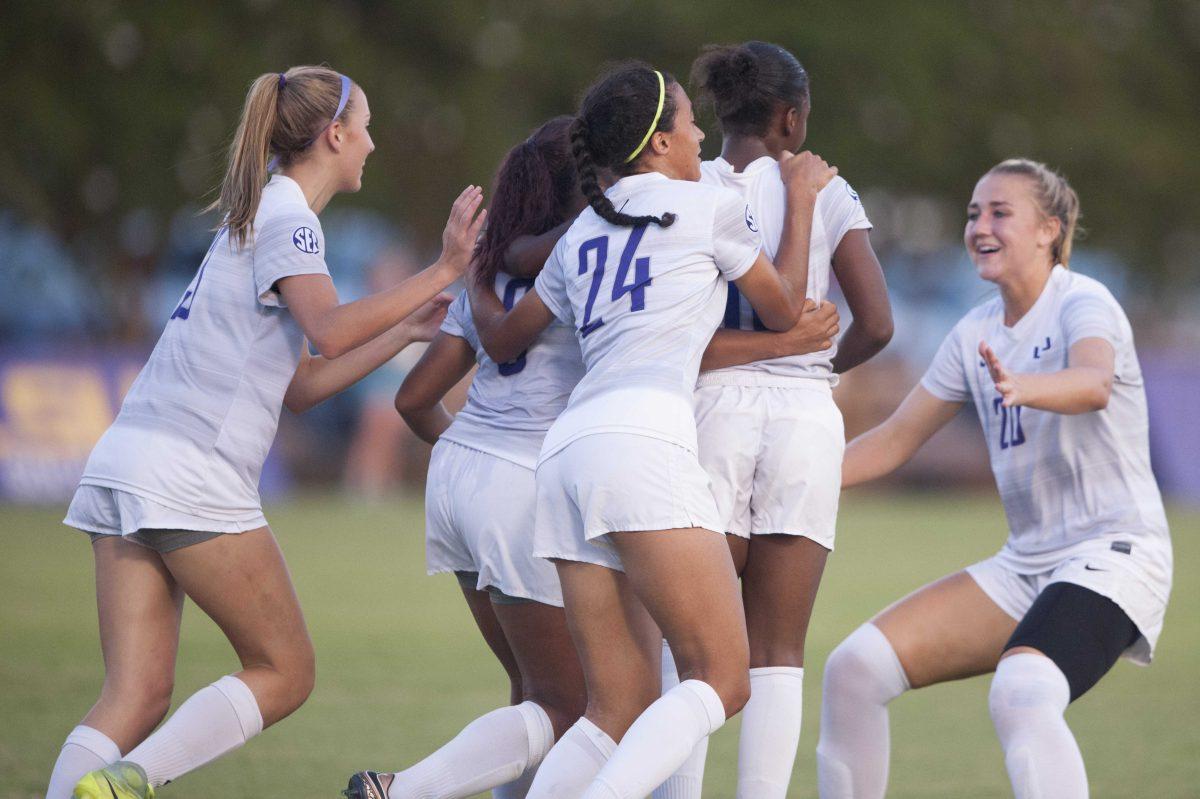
[2,205,1196,504]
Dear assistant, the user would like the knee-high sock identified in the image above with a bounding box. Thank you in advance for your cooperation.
[386,701,554,799]
[124,675,263,787]
[989,653,1088,799]
[653,641,707,799]
[583,679,726,799]
[526,717,616,799]
[492,762,538,799]
[816,624,909,799]
[736,666,805,799]
[46,725,122,799]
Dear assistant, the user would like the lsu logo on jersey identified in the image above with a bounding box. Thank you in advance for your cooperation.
[292,227,320,254]
[744,204,759,233]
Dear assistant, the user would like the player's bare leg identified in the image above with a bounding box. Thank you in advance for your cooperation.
[525,560,660,798]
[817,570,1016,798]
[459,584,523,704]
[563,527,748,799]
[45,538,183,798]
[729,534,829,798]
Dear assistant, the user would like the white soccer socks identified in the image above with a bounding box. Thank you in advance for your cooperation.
[45,725,122,799]
[655,648,806,799]
[816,624,909,799]
[526,717,617,798]
[652,641,708,799]
[386,700,554,799]
[123,674,264,787]
[989,653,1087,799]
[583,679,726,799]
[736,666,805,799]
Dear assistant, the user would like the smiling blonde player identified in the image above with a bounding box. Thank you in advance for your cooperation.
[50,66,485,799]
[816,159,1172,799]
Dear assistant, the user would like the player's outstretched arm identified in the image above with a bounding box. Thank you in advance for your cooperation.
[830,229,893,373]
[768,151,837,317]
[981,338,1114,414]
[283,295,452,414]
[393,330,477,444]
[503,220,574,278]
[467,273,556,364]
[843,385,962,488]
[700,300,839,372]
[278,186,486,359]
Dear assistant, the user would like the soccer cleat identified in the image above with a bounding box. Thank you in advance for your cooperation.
[73,761,154,799]
[343,770,390,799]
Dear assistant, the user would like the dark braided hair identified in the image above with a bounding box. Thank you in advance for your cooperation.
[473,116,579,285]
[691,41,808,137]
[570,63,679,228]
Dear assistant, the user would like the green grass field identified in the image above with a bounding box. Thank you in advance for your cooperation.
[2,491,1196,798]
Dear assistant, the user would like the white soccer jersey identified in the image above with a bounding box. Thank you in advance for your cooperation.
[534,172,761,460]
[699,157,871,381]
[80,175,330,521]
[921,266,1172,596]
[438,273,585,469]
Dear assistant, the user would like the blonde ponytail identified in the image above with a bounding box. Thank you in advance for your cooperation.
[987,158,1082,266]
[207,65,352,250]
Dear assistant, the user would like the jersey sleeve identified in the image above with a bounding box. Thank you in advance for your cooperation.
[818,176,872,255]
[534,238,575,326]
[440,290,470,339]
[712,189,763,281]
[252,210,331,307]
[1061,290,1124,349]
[920,322,972,403]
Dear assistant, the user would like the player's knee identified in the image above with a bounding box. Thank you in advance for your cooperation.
[716,669,752,717]
[273,639,317,712]
[823,624,909,705]
[748,639,806,669]
[103,671,175,729]
[988,654,1069,739]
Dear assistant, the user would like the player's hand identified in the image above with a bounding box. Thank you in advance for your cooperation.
[779,151,837,198]
[778,299,839,355]
[440,185,487,276]
[980,340,1024,407]
[399,293,453,342]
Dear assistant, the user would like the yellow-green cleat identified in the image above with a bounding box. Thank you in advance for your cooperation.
[73,761,154,799]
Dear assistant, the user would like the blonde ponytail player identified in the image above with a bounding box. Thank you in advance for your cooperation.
[51,66,485,799]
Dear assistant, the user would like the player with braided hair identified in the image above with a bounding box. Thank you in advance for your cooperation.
[466,61,836,799]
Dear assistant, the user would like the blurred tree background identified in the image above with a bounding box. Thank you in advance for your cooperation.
[3,0,1199,342]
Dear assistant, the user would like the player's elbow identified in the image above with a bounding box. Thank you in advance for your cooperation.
[1085,378,1112,412]
[393,385,425,417]
[283,388,316,415]
[864,314,894,348]
[482,339,524,365]
[308,333,349,360]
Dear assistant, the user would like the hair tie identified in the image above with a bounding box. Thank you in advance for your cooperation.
[277,73,287,90]
[625,70,666,163]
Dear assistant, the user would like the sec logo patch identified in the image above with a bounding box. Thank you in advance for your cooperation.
[745,205,759,233]
[292,227,320,254]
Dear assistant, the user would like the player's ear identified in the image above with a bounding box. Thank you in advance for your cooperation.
[1038,214,1061,251]
[783,106,799,137]
[327,123,344,153]
[649,130,670,157]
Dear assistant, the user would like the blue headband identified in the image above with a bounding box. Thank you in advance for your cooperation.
[302,74,353,148]
[269,73,353,172]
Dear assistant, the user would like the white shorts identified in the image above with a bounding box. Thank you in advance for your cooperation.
[425,440,562,607]
[694,379,843,546]
[64,485,267,536]
[966,544,1167,665]
[532,433,723,572]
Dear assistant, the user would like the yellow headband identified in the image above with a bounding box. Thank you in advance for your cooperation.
[624,70,666,163]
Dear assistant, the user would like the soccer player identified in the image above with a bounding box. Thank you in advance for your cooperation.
[816,159,1172,799]
[51,66,485,799]
[344,117,588,799]
[656,41,892,799]
[467,63,836,799]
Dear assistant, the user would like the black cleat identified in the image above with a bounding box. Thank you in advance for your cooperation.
[343,771,389,799]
